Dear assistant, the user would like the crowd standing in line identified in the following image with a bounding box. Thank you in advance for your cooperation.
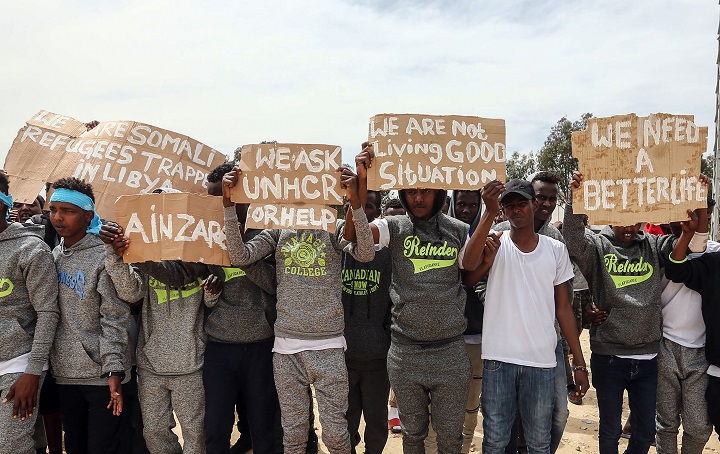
[0,139,718,454]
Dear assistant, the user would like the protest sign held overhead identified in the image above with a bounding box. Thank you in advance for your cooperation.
[571,113,707,225]
[114,192,230,266]
[3,110,227,216]
[231,143,342,232]
[366,114,506,190]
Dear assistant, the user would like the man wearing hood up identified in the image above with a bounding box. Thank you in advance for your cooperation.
[346,145,492,454]
[0,171,60,454]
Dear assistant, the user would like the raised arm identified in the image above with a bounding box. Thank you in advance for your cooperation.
[462,180,504,270]
[345,142,380,244]
[562,171,596,273]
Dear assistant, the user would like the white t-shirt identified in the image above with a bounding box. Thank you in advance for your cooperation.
[660,241,720,348]
[0,352,49,376]
[482,232,574,368]
[273,336,347,354]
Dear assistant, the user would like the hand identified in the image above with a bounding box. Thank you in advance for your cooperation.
[339,167,359,206]
[481,232,503,266]
[699,174,711,187]
[570,171,583,190]
[681,208,700,234]
[202,274,222,295]
[85,120,100,131]
[2,373,40,420]
[355,142,375,179]
[587,303,608,325]
[99,221,123,245]
[222,166,241,207]
[571,365,590,401]
[481,180,505,214]
[107,376,123,416]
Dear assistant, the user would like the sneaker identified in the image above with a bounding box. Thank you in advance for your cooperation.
[388,417,402,433]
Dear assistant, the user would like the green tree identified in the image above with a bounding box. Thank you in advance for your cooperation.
[535,113,593,203]
[702,152,714,180]
[506,150,536,180]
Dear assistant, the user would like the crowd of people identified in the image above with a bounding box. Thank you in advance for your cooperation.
[0,142,719,454]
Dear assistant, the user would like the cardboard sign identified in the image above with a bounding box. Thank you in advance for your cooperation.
[231,143,342,232]
[114,193,230,266]
[366,113,506,190]
[571,113,707,225]
[3,110,227,216]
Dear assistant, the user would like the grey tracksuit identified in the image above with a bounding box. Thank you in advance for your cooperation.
[382,189,472,454]
[0,223,58,454]
[224,206,374,454]
[51,234,131,385]
[105,254,209,454]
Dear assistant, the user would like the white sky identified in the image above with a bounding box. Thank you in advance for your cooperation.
[1,0,717,168]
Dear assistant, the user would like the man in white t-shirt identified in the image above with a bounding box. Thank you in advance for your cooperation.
[474,179,589,454]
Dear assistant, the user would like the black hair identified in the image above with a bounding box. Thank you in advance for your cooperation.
[531,171,562,186]
[52,177,95,202]
[207,162,234,183]
[36,194,45,207]
[384,198,403,210]
[0,172,8,196]
[367,190,382,206]
[454,189,481,202]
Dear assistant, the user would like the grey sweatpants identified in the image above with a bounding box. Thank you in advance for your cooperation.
[388,339,471,454]
[137,369,205,454]
[273,349,351,454]
[655,338,712,454]
[0,371,46,454]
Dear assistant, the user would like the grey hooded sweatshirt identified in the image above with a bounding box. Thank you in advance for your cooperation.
[563,198,675,356]
[206,228,278,344]
[383,190,470,345]
[0,223,59,376]
[224,206,375,341]
[104,253,209,375]
[51,234,131,385]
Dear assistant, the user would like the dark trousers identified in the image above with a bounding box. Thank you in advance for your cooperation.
[204,339,278,454]
[347,365,391,454]
[125,367,149,454]
[707,375,720,435]
[590,354,658,454]
[58,383,131,454]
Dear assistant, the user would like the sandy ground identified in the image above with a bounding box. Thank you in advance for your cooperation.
[185,331,720,453]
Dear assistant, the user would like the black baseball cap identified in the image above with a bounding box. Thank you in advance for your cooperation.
[499,179,535,204]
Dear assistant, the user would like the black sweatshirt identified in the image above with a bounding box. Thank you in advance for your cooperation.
[665,252,720,367]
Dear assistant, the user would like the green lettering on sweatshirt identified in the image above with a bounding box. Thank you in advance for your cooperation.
[0,278,13,297]
[280,232,327,277]
[403,236,458,274]
[342,268,382,296]
[223,267,246,282]
[148,277,203,304]
[603,254,654,288]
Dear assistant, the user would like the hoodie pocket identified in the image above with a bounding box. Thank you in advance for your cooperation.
[51,334,101,379]
[395,301,466,342]
[0,318,33,358]
[594,304,662,347]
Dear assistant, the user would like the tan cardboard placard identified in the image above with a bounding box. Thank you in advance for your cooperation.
[571,113,707,225]
[3,111,88,204]
[231,143,342,232]
[366,113,506,190]
[114,192,230,266]
[3,110,227,216]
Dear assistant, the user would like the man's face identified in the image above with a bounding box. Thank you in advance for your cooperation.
[49,201,92,243]
[13,199,42,223]
[454,191,480,225]
[611,223,642,245]
[405,189,437,221]
[365,193,382,223]
[501,193,535,229]
[532,180,558,223]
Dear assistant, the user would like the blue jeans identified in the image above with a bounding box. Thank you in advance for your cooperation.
[590,353,658,454]
[482,360,555,454]
[551,340,569,453]
[504,341,569,454]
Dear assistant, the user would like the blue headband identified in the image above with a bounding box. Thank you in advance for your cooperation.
[0,192,11,220]
[49,188,101,234]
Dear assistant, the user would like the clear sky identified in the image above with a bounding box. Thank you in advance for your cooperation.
[1,0,717,168]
